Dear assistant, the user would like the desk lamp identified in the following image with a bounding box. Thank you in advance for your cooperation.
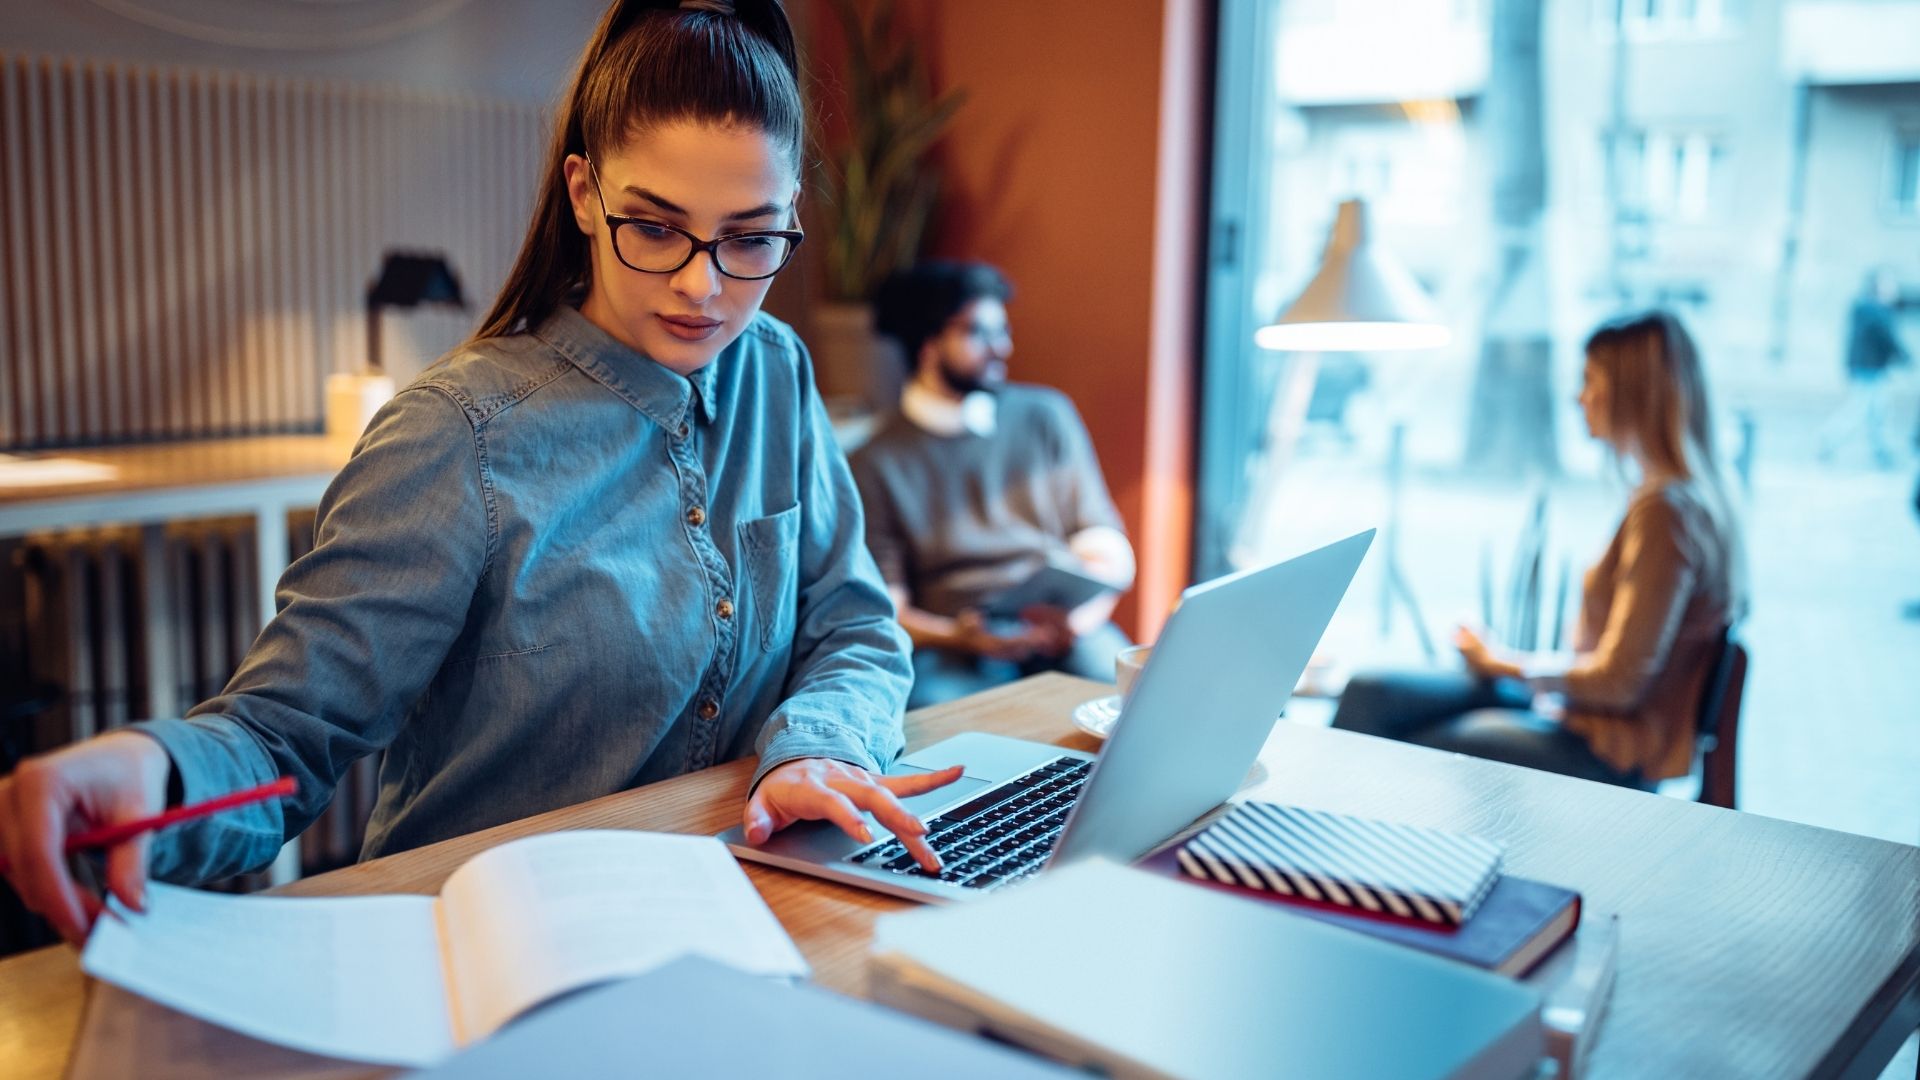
[328,252,468,442]
[365,251,468,376]
[1254,198,1449,659]
[1256,198,1449,352]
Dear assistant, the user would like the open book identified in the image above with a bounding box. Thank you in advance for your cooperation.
[80,830,808,1068]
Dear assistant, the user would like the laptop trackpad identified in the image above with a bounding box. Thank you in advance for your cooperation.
[895,731,1067,780]
[889,732,1069,819]
[889,774,993,820]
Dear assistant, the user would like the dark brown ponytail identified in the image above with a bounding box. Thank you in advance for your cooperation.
[470,0,803,342]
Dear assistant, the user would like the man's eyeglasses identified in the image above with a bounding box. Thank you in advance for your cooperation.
[944,315,1012,350]
[587,158,803,281]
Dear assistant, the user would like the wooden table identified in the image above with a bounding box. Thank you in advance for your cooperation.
[0,435,349,722]
[2,673,1917,1079]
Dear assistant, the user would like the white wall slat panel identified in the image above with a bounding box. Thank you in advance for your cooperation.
[0,55,544,450]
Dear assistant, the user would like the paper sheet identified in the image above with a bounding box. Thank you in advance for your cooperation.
[82,883,454,1068]
[437,831,809,1042]
[0,454,118,488]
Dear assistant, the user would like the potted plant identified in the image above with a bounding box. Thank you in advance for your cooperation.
[812,0,965,412]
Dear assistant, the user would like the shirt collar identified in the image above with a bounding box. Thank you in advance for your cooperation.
[901,379,996,437]
[535,305,720,431]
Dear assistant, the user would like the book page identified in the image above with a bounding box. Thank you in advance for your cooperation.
[81,882,455,1067]
[436,830,807,1042]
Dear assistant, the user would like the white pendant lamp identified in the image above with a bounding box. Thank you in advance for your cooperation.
[1255,198,1451,353]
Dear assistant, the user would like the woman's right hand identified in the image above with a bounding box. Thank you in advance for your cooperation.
[0,731,171,945]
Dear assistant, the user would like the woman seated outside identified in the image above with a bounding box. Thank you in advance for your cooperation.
[1332,311,1746,789]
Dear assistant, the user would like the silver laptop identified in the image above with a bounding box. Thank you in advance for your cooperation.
[720,529,1374,903]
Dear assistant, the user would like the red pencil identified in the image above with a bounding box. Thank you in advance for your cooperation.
[0,776,298,876]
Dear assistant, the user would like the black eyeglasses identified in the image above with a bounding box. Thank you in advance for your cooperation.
[587,158,803,281]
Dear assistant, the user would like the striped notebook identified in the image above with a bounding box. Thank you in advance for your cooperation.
[1174,802,1503,926]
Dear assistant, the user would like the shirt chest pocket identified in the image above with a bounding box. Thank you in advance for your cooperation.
[738,504,801,651]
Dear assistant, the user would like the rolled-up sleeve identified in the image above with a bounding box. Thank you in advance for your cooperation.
[753,344,913,789]
[130,387,491,884]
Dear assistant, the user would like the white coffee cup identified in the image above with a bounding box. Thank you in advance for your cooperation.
[1114,644,1153,701]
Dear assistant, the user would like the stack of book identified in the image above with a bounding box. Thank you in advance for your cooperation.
[870,802,1616,1080]
[1141,801,1580,978]
[871,859,1548,1080]
[1139,801,1613,1077]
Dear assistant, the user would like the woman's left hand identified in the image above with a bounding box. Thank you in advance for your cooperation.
[742,758,966,873]
[1454,624,1493,674]
[1454,624,1523,681]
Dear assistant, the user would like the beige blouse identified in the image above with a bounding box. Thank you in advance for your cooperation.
[1536,479,1741,781]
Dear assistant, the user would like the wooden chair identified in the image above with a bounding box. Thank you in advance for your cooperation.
[1693,630,1749,810]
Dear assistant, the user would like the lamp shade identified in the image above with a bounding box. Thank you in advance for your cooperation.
[364,250,466,376]
[1255,199,1450,353]
[367,251,467,310]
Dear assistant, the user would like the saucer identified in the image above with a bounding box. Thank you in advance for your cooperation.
[1071,694,1122,739]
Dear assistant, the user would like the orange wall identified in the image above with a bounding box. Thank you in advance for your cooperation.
[808,1,1208,640]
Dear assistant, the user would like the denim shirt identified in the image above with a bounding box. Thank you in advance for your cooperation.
[132,306,912,884]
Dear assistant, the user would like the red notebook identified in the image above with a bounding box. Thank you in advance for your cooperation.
[1137,845,1580,978]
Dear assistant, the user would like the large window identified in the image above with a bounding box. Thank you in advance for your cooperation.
[1200,0,1920,866]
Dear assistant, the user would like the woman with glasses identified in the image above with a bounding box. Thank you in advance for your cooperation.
[0,0,958,945]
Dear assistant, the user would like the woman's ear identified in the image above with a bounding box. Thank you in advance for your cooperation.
[562,154,596,236]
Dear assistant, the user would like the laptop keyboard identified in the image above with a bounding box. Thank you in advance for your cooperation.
[847,756,1092,891]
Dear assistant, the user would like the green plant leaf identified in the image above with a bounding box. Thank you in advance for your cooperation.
[818,0,965,302]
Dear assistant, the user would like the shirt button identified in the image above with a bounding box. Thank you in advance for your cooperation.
[678,422,689,438]
[687,506,706,527]
[716,598,734,620]
[698,698,719,720]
